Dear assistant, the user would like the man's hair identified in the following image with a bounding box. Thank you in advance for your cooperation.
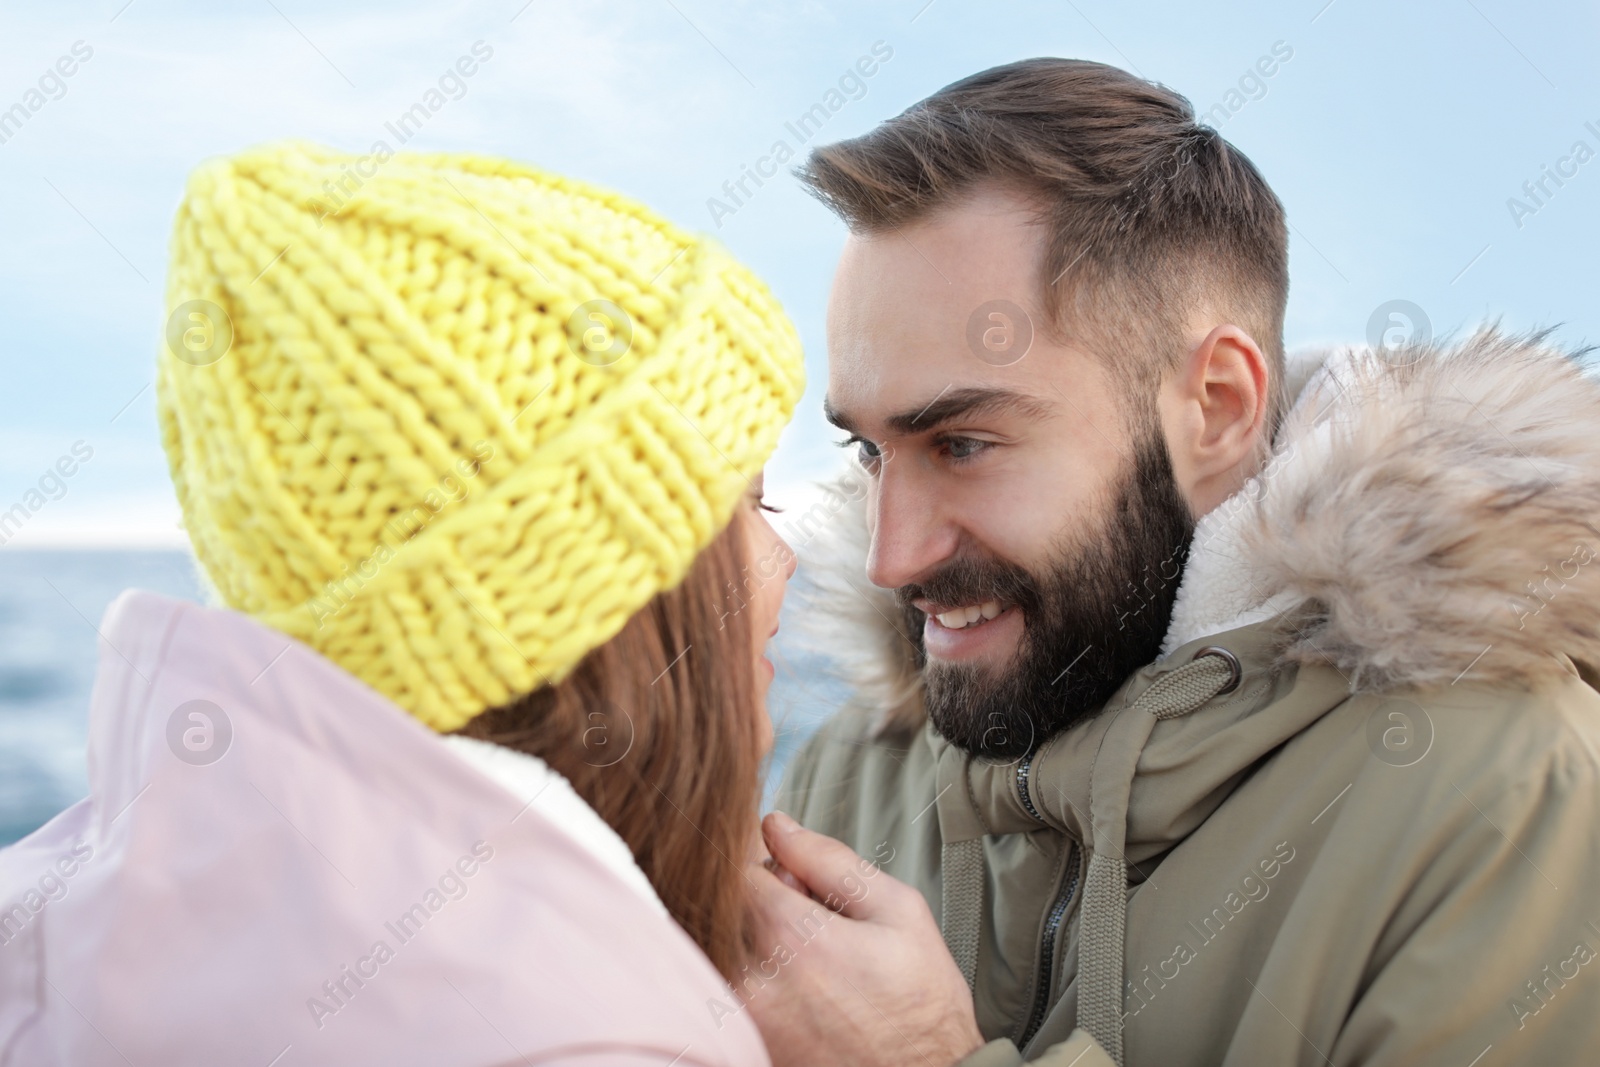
[798,57,1290,434]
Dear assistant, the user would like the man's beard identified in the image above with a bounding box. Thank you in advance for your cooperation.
[897,429,1196,762]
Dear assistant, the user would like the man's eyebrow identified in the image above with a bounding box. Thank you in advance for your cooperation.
[884,387,1053,435]
[822,397,857,433]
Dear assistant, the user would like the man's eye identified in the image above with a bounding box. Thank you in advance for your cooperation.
[944,436,986,461]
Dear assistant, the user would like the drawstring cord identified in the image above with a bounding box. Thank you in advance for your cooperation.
[942,837,985,991]
[1076,648,1240,1065]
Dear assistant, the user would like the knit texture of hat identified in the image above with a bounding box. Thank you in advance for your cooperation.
[157,142,804,732]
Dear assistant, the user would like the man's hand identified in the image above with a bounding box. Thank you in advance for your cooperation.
[742,811,985,1067]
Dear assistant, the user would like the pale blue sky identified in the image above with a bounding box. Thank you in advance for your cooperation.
[2,0,1597,544]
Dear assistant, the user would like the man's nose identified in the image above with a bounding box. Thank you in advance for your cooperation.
[864,462,958,590]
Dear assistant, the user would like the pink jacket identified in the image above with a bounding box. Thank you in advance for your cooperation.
[0,590,769,1067]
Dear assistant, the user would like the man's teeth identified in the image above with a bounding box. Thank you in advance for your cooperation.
[934,600,1004,629]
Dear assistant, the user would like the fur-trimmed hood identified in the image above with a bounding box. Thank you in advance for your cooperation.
[797,328,1600,735]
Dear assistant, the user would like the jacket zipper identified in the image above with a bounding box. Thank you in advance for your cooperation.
[1016,754,1082,1051]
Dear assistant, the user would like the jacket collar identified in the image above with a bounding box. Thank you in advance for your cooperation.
[441,736,664,912]
[933,614,1351,859]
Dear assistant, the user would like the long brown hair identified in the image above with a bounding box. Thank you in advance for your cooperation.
[452,513,763,979]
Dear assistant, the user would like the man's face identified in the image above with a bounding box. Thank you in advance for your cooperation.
[824,187,1196,759]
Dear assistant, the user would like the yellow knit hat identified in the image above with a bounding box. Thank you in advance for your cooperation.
[158,141,804,731]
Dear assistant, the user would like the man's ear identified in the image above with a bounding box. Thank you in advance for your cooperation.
[1162,324,1269,516]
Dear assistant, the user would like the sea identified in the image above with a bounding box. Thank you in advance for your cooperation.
[0,549,851,846]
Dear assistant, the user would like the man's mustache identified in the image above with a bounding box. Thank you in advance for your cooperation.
[894,554,1045,621]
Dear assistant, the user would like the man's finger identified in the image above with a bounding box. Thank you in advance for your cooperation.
[762,855,811,896]
[761,811,887,920]
[747,865,850,951]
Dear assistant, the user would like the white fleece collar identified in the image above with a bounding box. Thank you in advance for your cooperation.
[1160,347,1353,656]
[439,735,667,917]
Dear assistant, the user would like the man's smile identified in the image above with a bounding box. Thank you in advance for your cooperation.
[915,597,1024,660]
